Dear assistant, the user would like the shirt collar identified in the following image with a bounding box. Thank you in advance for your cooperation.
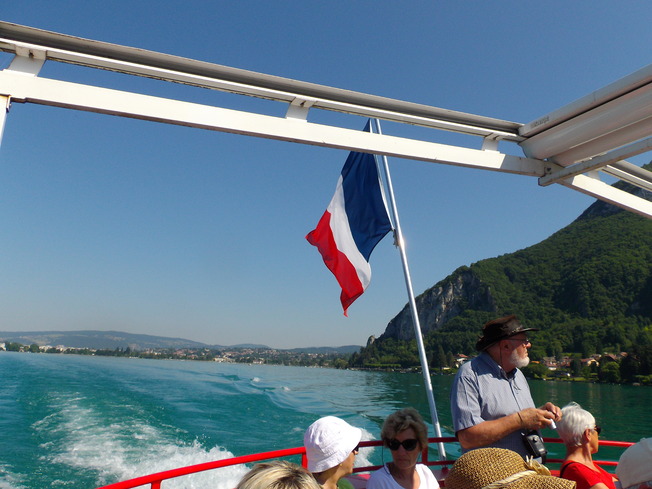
[479,351,517,380]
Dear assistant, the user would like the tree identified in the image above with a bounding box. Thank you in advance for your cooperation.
[434,345,446,372]
[620,353,640,383]
[5,342,22,352]
[522,362,549,380]
[599,361,621,383]
[29,343,40,353]
[333,358,348,369]
[571,357,582,377]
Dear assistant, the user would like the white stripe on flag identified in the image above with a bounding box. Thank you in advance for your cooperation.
[326,175,372,289]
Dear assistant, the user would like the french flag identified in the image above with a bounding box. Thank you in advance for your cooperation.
[306,123,392,316]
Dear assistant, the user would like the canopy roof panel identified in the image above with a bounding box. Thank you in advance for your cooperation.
[1,20,651,218]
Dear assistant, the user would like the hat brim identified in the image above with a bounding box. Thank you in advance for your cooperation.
[507,475,575,489]
[476,327,540,351]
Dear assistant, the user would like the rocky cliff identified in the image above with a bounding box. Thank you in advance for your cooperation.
[379,268,496,341]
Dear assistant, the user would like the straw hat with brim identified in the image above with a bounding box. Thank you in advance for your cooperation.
[304,416,362,473]
[476,315,539,351]
[446,448,576,489]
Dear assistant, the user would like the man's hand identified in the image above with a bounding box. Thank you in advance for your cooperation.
[456,403,563,450]
[518,405,560,431]
[540,402,562,421]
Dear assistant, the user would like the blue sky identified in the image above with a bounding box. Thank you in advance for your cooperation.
[1,2,651,349]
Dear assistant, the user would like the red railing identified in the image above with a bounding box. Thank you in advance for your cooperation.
[544,438,635,469]
[96,437,633,489]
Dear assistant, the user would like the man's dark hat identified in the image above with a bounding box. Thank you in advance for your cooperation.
[475,315,539,351]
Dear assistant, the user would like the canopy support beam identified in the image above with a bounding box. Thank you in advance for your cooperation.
[0,69,543,176]
[539,137,652,187]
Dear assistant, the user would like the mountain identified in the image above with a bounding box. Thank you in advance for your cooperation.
[0,330,214,350]
[286,345,362,354]
[367,164,652,359]
[0,330,359,353]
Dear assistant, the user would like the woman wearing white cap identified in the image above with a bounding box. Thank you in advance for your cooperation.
[304,416,362,489]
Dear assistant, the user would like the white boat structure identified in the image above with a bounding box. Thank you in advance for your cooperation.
[1,21,652,218]
[0,20,648,489]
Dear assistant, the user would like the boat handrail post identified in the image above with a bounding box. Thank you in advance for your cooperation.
[373,118,447,461]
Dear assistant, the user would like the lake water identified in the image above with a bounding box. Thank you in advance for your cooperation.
[0,353,649,489]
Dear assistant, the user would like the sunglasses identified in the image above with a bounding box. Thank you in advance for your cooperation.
[352,444,360,454]
[386,438,419,451]
[594,426,602,436]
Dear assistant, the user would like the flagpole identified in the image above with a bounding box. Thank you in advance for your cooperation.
[372,119,447,461]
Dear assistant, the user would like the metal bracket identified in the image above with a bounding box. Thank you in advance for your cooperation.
[539,136,652,186]
[7,46,46,76]
[285,97,317,121]
[481,134,501,152]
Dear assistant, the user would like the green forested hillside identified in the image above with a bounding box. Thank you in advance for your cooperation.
[349,175,652,383]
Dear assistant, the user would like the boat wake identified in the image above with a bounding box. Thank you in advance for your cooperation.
[33,392,248,489]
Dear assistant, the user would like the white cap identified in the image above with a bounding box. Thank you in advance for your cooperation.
[303,416,362,473]
[617,438,652,489]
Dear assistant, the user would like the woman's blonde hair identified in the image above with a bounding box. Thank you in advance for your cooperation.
[237,461,321,489]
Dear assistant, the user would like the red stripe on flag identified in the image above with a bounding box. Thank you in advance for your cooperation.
[306,210,364,316]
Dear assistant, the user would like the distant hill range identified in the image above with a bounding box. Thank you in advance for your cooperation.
[0,330,359,354]
[366,163,652,358]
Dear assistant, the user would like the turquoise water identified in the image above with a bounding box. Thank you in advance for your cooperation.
[0,353,649,489]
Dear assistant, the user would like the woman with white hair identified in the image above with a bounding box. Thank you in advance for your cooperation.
[556,402,618,489]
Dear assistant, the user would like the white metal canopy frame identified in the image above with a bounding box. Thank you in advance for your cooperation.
[1,21,652,218]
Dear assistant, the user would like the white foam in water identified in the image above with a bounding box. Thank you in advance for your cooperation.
[0,463,26,489]
[36,393,249,489]
[353,428,376,469]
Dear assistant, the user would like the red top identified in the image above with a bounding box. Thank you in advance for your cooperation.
[560,461,617,489]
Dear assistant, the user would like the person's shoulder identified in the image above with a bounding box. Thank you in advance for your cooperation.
[457,357,478,374]
[561,461,589,476]
[416,463,436,476]
[367,464,390,489]
[415,464,440,488]
[337,478,355,489]
[368,464,389,480]
[457,354,489,375]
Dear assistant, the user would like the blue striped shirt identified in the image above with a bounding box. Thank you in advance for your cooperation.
[450,352,536,458]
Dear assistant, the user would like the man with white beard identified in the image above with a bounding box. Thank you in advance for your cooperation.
[450,315,562,460]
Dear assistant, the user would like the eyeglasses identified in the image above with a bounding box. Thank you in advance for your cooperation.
[352,444,360,454]
[505,337,531,346]
[594,426,602,436]
[386,438,419,451]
